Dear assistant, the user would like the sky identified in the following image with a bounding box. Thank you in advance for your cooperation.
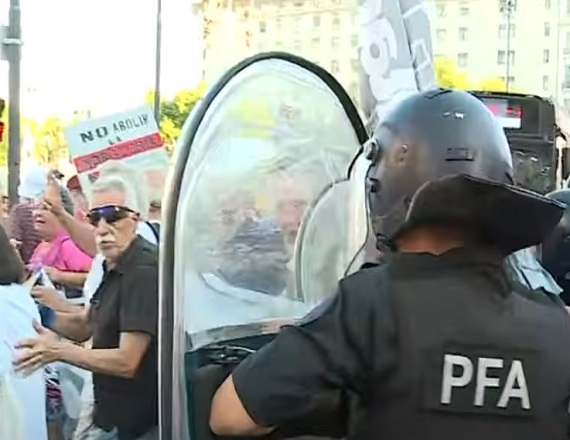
[0,0,202,120]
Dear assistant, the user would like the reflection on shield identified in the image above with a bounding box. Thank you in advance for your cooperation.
[295,179,354,303]
[172,55,365,351]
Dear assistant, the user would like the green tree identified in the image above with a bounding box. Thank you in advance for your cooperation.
[147,84,206,154]
[435,56,514,93]
[434,57,470,90]
[31,116,69,167]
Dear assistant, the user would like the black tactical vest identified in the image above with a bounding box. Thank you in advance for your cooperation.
[351,250,570,440]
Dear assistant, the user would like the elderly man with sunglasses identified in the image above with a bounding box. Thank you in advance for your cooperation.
[13,172,160,440]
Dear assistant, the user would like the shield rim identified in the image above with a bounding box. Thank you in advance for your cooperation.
[159,51,368,438]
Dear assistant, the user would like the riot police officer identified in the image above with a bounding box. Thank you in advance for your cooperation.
[208,90,570,439]
[540,188,570,305]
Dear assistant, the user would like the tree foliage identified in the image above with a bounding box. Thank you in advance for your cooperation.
[434,56,510,92]
[30,116,69,167]
[147,83,206,154]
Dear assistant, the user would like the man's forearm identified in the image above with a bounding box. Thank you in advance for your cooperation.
[57,211,97,257]
[58,271,88,289]
[52,311,91,342]
[57,344,139,378]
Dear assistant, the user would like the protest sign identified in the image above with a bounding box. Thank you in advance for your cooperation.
[64,106,169,199]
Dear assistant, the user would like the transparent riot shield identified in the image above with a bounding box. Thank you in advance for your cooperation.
[160,52,367,440]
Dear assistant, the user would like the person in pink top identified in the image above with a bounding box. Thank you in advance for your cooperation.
[29,182,92,292]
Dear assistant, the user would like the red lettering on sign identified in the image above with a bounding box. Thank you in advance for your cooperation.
[72,133,164,173]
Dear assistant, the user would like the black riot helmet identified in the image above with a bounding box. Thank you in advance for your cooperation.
[541,189,570,303]
[364,89,563,254]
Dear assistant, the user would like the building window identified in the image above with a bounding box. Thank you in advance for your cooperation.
[459,27,468,41]
[497,50,506,64]
[351,59,359,72]
[543,75,550,90]
[436,3,446,17]
[294,17,301,32]
[457,52,468,68]
[545,22,551,37]
[294,39,302,52]
[313,16,320,27]
[331,60,339,74]
[313,0,320,6]
[436,29,447,41]
[567,0,570,14]
[499,23,516,38]
[544,49,550,63]
[459,4,469,15]
[311,37,320,49]
[332,15,340,32]
[259,21,266,33]
[545,0,551,8]
[293,0,303,6]
[497,50,515,65]
[351,34,358,47]
[331,37,339,49]
[276,18,282,29]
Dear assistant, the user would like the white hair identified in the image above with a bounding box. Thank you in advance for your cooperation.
[91,174,142,214]
[95,161,149,218]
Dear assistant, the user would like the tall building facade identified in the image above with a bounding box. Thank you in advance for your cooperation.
[431,0,570,106]
[195,0,570,106]
[192,0,361,102]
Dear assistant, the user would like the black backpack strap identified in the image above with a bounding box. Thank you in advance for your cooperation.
[146,221,161,243]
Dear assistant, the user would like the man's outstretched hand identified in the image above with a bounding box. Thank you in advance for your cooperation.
[13,320,63,375]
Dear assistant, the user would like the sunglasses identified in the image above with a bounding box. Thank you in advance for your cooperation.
[87,205,136,226]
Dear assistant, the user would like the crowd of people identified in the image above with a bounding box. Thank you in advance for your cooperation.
[0,160,161,440]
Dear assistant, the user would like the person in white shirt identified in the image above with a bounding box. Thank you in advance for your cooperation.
[0,224,47,440]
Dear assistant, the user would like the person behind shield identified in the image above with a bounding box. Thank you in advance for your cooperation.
[212,189,289,296]
[209,90,570,440]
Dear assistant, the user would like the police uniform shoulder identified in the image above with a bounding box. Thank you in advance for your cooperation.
[339,262,390,296]
[511,278,567,310]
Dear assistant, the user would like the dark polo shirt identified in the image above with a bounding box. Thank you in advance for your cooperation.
[89,236,159,439]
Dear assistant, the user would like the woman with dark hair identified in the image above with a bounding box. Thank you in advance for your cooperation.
[0,223,47,440]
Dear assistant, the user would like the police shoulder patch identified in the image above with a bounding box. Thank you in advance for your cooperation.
[421,342,540,418]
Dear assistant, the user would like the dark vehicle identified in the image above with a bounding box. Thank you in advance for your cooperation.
[469,91,557,194]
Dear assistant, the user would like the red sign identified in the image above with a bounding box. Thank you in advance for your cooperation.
[72,132,163,173]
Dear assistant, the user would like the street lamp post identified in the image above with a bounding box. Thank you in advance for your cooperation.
[4,0,22,206]
[504,0,516,92]
[154,0,162,128]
